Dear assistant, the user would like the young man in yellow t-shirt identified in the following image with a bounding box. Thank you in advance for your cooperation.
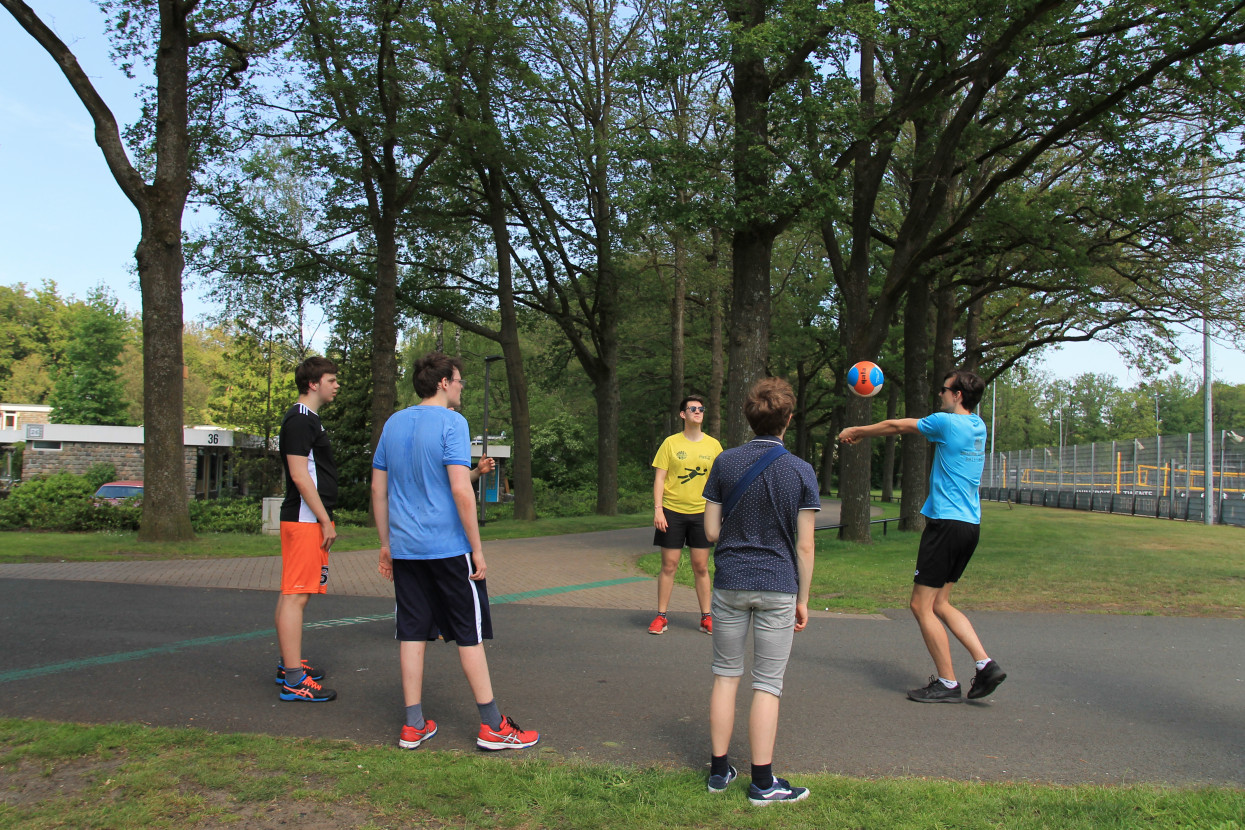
[649,395,723,635]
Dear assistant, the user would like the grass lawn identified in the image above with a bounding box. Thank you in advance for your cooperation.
[639,502,1245,617]
[1,719,1240,830]
[0,513,650,565]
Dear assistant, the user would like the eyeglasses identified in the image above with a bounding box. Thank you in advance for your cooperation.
[939,386,956,395]
[450,377,466,388]
[686,405,705,413]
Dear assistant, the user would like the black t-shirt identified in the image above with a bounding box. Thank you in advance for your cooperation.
[279,403,337,522]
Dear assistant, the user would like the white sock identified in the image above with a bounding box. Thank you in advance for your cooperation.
[976,658,991,671]
[939,676,958,689]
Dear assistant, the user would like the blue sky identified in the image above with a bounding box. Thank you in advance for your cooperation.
[2,2,1243,388]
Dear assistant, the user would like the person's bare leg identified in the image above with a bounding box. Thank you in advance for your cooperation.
[747,690,781,766]
[689,547,712,615]
[458,643,495,704]
[275,593,311,671]
[933,583,988,662]
[709,674,741,757]
[399,640,427,705]
[910,585,954,680]
[657,548,682,612]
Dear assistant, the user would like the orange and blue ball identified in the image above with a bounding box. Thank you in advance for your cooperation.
[847,361,885,398]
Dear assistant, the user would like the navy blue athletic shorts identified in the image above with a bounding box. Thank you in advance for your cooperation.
[392,554,493,645]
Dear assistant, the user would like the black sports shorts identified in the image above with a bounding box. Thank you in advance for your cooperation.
[913,518,980,588]
[392,554,493,645]
[653,508,710,550]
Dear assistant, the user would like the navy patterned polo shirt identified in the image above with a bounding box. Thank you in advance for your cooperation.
[703,436,821,594]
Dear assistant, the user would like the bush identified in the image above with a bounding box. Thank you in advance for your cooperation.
[83,463,118,492]
[0,473,140,531]
[188,497,263,534]
[333,507,372,527]
[530,480,649,518]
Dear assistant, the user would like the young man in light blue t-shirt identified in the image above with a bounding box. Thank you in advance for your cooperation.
[839,369,1006,704]
[372,352,540,752]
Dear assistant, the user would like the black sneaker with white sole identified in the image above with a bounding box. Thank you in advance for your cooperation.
[707,765,737,793]
[967,660,1007,700]
[907,676,962,703]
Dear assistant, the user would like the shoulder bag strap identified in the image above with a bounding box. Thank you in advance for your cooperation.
[721,445,788,520]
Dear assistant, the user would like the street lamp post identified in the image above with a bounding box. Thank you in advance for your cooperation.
[478,355,504,525]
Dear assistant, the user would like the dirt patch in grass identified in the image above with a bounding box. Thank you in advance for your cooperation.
[191,796,395,830]
[0,755,124,807]
[0,754,450,830]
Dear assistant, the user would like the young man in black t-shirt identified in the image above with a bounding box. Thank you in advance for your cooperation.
[275,356,340,702]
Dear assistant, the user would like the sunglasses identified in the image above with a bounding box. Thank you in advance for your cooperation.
[686,405,705,413]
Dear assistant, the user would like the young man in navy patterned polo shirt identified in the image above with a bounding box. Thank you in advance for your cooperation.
[700,377,820,805]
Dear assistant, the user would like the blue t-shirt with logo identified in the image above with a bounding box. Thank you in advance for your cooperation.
[372,405,473,560]
[917,412,987,524]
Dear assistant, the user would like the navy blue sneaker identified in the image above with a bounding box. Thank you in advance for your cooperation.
[707,765,737,793]
[275,660,324,686]
[747,777,809,805]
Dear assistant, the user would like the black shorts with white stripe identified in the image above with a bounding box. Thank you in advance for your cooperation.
[392,554,493,645]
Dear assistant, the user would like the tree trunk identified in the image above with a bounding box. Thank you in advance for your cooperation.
[724,0,774,446]
[136,219,193,541]
[136,3,193,541]
[369,218,399,450]
[899,274,932,531]
[707,230,725,440]
[487,167,536,521]
[881,377,898,502]
[932,279,957,385]
[669,233,687,433]
[820,417,837,495]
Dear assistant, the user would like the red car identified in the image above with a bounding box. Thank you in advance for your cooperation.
[94,481,144,504]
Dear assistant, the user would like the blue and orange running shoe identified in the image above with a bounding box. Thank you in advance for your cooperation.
[275,659,324,686]
[280,674,337,702]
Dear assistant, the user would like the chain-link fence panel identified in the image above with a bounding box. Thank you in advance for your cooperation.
[980,431,1245,527]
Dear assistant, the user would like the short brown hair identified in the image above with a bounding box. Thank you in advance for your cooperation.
[943,369,985,411]
[295,356,338,394]
[412,352,464,399]
[744,377,795,436]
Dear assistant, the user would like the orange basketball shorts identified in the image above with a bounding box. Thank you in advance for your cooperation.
[280,521,331,595]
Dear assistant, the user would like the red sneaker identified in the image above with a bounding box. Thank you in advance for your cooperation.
[398,720,438,749]
[700,614,713,635]
[648,614,669,635]
[477,716,540,750]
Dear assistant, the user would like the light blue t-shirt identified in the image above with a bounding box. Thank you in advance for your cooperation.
[372,405,473,560]
[917,411,987,524]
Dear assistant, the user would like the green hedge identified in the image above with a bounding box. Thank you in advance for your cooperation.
[0,472,649,531]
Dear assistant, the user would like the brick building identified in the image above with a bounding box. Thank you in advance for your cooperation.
[14,422,265,499]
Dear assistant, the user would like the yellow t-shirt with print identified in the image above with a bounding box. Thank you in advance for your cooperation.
[652,432,723,514]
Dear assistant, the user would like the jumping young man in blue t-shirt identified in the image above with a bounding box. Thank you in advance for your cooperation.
[839,369,1006,703]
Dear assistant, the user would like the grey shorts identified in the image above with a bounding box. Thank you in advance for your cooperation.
[711,589,797,697]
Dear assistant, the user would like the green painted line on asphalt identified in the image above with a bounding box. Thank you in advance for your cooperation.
[0,576,651,684]
[491,576,648,604]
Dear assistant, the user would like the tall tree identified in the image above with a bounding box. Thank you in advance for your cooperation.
[48,287,132,425]
[812,0,1245,539]
[2,0,284,540]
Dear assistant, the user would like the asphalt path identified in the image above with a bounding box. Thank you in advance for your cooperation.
[1,576,1241,786]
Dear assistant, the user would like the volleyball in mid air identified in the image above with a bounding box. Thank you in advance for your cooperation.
[846,361,885,398]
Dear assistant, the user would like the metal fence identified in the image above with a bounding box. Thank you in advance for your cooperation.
[979,430,1245,528]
